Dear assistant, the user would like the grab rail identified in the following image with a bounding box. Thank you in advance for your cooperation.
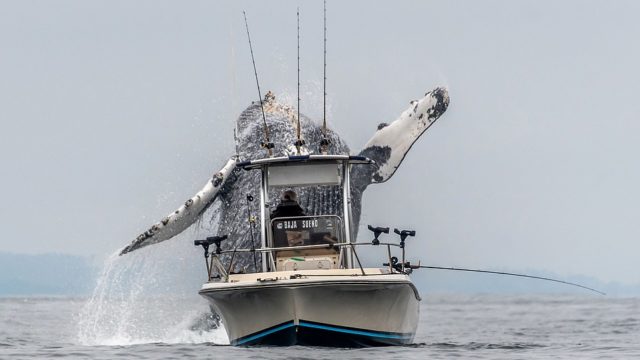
[216,241,402,254]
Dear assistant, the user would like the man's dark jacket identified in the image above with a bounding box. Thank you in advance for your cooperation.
[271,200,305,218]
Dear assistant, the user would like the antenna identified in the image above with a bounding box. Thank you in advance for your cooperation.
[243,11,274,156]
[294,8,305,154]
[319,0,331,154]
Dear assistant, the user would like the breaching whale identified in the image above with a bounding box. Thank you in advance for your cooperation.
[120,87,450,271]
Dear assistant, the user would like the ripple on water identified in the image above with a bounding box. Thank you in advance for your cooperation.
[427,342,546,350]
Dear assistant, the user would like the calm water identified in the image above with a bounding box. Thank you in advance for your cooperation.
[1,294,638,359]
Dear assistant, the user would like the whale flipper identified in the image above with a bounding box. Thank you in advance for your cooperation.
[354,87,449,189]
[119,157,238,255]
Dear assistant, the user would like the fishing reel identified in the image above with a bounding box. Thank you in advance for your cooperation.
[383,257,421,274]
[261,142,275,150]
[383,256,400,271]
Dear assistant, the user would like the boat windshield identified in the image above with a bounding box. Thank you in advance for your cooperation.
[266,161,345,250]
[271,215,342,248]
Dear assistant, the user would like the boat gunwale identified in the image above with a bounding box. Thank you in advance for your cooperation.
[199,274,421,301]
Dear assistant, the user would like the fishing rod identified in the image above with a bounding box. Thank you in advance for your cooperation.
[364,226,603,294]
[294,7,305,155]
[242,11,274,156]
[230,20,239,157]
[319,0,331,154]
[417,265,606,295]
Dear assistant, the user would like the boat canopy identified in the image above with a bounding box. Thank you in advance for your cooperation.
[237,154,374,272]
[237,154,373,170]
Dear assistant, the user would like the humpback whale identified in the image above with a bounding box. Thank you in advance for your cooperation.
[120,87,450,271]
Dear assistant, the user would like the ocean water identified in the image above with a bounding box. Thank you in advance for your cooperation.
[1,294,638,359]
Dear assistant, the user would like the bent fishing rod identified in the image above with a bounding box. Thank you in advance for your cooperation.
[366,226,605,295]
[417,265,605,295]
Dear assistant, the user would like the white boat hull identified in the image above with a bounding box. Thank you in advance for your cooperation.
[199,269,420,346]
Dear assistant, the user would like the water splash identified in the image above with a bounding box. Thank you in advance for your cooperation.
[77,229,229,346]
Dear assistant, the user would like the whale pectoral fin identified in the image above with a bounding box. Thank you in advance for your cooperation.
[119,156,238,255]
[356,87,449,185]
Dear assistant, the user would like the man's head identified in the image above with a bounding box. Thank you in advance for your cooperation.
[282,190,297,202]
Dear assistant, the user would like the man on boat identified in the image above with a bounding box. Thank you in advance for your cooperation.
[271,190,305,218]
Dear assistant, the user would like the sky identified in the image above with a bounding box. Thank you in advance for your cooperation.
[1,0,639,286]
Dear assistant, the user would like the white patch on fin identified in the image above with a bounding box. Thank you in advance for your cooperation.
[360,87,449,183]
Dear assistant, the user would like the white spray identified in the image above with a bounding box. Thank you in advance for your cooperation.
[77,221,229,346]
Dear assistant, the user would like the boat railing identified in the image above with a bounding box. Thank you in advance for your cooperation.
[216,241,402,253]
[194,238,415,282]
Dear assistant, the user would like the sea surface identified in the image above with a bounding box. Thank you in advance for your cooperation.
[1,294,638,359]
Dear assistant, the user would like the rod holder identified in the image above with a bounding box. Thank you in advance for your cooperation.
[194,235,229,255]
[367,225,389,245]
[393,228,415,273]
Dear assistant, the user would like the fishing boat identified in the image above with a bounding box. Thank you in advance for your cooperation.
[119,3,603,348]
[193,154,422,346]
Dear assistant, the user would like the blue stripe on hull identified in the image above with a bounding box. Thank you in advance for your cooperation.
[232,320,414,347]
[233,321,296,346]
[298,321,413,340]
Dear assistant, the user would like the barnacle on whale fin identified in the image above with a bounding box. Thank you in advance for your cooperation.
[212,172,224,187]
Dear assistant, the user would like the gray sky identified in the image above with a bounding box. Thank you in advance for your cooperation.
[1,0,639,285]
